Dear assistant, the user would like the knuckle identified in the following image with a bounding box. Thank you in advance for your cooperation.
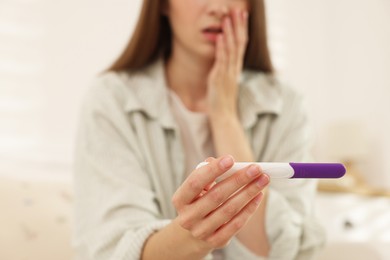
[222,204,237,218]
[232,218,245,230]
[171,194,179,208]
[205,157,215,163]
[211,163,222,175]
[204,164,213,173]
[208,237,230,249]
[246,185,260,198]
[246,200,259,214]
[206,164,219,177]
[233,172,246,186]
[192,227,208,240]
[178,214,193,230]
[188,178,202,192]
[209,187,224,204]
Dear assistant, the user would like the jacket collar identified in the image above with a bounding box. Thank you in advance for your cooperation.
[238,70,283,128]
[123,58,283,130]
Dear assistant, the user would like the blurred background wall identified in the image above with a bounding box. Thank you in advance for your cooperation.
[0,0,389,259]
[267,0,390,189]
[0,0,142,179]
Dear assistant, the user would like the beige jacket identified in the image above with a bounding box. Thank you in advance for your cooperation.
[73,59,325,260]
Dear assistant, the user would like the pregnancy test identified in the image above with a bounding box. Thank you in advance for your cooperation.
[196,162,346,181]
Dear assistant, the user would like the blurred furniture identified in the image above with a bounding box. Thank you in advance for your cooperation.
[0,176,73,260]
[318,162,390,197]
[318,121,390,197]
[315,192,390,260]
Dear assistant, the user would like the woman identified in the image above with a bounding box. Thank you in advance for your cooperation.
[73,0,325,259]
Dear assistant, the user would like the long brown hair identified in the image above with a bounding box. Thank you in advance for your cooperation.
[107,0,273,73]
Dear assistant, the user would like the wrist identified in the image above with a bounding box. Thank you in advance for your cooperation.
[208,114,254,162]
[209,113,241,129]
[143,219,212,260]
[171,218,213,258]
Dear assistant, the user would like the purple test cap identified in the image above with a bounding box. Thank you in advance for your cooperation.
[289,163,346,178]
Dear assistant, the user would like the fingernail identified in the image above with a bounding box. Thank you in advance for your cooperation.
[246,165,260,177]
[220,156,233,169]
[256,174,269,187]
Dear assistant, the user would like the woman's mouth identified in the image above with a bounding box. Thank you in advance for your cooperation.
[202,27,223,43]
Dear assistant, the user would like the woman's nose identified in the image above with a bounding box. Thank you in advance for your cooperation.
[206,1,230,19]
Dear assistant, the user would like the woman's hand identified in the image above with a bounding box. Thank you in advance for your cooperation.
[172,155,269,251]
[207,9,248,120]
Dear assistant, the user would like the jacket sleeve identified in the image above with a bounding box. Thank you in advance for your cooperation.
[223,237,267,260]
[73,75,170,260]
[261,91,326,260]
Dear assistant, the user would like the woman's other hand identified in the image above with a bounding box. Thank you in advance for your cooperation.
[207,9,248,120]
[171,155,269,251]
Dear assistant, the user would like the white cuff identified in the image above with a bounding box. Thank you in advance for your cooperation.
[223,237,267,260]
[113,219,171,259]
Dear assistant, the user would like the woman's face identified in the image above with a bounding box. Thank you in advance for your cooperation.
[165,0,249,60]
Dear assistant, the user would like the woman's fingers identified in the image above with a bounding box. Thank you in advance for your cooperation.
[215,34,226,75]
[172,155,234,209]
[215,9,248,79]
[206,193,264,248]
[190,174,269,240]
[223,17,237,74]
[232,9,248,74]
[205,157,215,163]
[203,181,217,192]
[172,158,269,248]
[210,174,268,222]
[210,9,248,84]
[188,164,263,218]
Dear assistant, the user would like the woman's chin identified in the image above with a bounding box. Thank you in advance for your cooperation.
[198,45,216,61]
